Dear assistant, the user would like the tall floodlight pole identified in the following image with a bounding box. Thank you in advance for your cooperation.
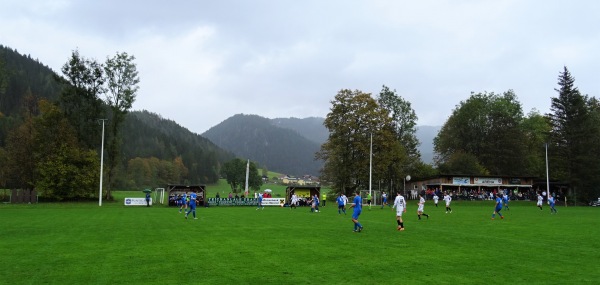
[369,133,373,197]
[404,175,411,198]
[545,143,550,202]
[99,119,107,206]
[244,159,250,197]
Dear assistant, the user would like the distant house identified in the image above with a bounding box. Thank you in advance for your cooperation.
[276,174,319,186]
[282,176,305,185]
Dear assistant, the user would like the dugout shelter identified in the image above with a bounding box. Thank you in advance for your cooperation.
[286,186,320,206]
[168,185,206,207]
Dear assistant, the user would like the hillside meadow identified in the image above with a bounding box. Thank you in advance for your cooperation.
[1,192,599,284]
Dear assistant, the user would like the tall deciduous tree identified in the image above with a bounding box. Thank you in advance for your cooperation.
[520,109,551,177]
[434,91,527,175]
[103,52,139,200]
[34,100,99,199]
[548,66,600,201]
[5,98,99,197]
[317,89,405,195]
[59,49,106,149]
[377,85,421,162]
[221,158,262,193]
[377,85,423,190]
[4,93,38,190]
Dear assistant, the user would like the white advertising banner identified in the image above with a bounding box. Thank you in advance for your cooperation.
[452,177,470,185]
[262,198,285,206]
[473,177,502,185]
[124,197,152,206]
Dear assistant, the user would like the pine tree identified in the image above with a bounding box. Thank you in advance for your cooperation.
[548,66,600,202]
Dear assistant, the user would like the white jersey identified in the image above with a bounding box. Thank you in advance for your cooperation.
[291,194,298,204]
[443,195,452,206]
[537,195,543,206]
[393,195,406,216]
[433,195,439,204]
[342,194,348,205]
[418,196,425,212]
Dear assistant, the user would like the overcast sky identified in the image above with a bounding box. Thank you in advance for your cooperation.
[2,0,600,134]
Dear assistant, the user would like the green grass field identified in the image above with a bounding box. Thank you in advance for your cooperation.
[1,195,599,284]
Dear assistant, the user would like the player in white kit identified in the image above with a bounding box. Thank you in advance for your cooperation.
[392,192,407,231]
[417,194,429,220]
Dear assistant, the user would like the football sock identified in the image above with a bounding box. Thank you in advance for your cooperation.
[418,214,421,220]
[397,220,401,225]
[400,222,404,228]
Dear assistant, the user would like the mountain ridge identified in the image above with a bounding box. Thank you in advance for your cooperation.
[201,113,440,176]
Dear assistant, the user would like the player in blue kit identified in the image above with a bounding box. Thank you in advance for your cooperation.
[349,191,363,232]
[311,194,320,212]
[502,192,510,211]
[492,193,504,220]
[337,193,346,215]
[548,195,557,214]
[185,191,198,220]
[381,191,388,209]
[257,193,264,210]
[179,192,187,213]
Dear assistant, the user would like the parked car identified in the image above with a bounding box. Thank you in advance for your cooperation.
[590,197,600,206]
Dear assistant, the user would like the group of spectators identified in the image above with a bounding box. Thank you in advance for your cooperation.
[168,192,204,206]
[421,188,558,201]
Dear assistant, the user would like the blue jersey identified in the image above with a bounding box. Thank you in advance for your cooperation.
[181,193,187,204]
[549,197,555,206]
[353,195,362,211]
[495,197,503,209]
[337,196,344,206]
[189,193,197,206]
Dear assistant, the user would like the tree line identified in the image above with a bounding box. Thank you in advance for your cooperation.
[2,43,599,203]
[0,47,232,200]
[320,68,600,202]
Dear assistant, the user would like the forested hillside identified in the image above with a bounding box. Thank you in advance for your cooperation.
[121,110,234,184]
[203,114,323,176]
[270,117,328,145]
[0,45,232,195]
[0,45,62,117]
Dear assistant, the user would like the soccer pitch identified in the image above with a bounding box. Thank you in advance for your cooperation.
[1,199,599,284]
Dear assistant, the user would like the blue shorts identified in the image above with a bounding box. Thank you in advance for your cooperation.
[338,204,344,209]
[189,203,197,210]
[352,209,361,220]
[495,206,502,212]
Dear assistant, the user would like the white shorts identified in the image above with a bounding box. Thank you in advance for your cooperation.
[537,201,542,206]
[418,205,424,212]
[446,203,451,207]
[396,208,405,217]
